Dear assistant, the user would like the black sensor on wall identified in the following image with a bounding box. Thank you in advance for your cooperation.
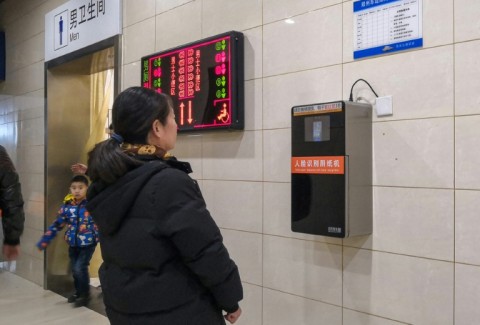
[141,31,244,132]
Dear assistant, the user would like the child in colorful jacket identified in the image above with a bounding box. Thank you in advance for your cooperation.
[36,175,98,307]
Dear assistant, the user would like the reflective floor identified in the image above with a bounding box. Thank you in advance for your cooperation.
[0,270,109,324]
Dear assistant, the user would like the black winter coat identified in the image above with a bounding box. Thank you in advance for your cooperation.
[87,159,243,324]
[0,145,24,245]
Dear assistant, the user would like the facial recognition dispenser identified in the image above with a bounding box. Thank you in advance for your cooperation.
[291,101,372,238]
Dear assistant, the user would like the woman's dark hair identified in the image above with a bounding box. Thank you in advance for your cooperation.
[87,87,172,184]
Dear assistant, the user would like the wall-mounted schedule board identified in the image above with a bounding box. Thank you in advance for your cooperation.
[354,0,422,59]
[141,31,244,132]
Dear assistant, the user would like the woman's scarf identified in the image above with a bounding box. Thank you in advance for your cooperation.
[121,143,173,160]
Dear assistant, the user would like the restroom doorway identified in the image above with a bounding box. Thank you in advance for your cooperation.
[44,38,119,312]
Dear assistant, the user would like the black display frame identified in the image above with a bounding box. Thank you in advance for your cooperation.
[141,31,244,132]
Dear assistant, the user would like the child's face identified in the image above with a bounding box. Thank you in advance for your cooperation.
[69,181,88,201]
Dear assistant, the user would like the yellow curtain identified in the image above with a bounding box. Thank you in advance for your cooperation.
[80,48,114,163]
[83,48,114,278]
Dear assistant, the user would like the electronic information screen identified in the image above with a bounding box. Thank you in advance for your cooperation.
[304,116,330,142]
[141,31,244,132]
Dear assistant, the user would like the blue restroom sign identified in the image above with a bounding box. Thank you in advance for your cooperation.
[353,0,423,59]
[54,10,68,50]
[45,0,122,61]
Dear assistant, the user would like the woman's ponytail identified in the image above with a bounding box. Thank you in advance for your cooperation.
[87,138,142,184]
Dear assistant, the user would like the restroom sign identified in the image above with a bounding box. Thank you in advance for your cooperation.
[45,0,121,61]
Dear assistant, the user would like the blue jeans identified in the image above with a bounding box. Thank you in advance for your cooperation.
[68,245,96,296]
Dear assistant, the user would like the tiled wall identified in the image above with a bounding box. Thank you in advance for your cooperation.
[0,0,58,284]
[1,0,480,324]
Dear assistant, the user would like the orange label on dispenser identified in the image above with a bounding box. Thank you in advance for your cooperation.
[291,156,345,174]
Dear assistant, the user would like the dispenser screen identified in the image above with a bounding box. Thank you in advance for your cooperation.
[305,116,330,142]
[141,31,244,132]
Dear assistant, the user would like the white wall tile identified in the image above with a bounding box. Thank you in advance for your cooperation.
[24,199,45,232]
[345,187,454,261]
[7,33,44,74]
[17,145,44,174]
[263,128,290,183]
[263,0,341,24]
[14,254,44,286]
[243,27,262,81]
[19,228,44,259]
[263,5,343,77]
[20,171,44,203]
[122,61,141,90]
[18,117,44,147]
[43,0,66,12]
[1,96,14,115]
[0,126,17,157]
[455,190,480,265]
[454,0,480,42]
[236,283,262,325]
[263,182,291,237]
[244,79,262,131]
[373,118,454,188]
[0,70,20,96]
[344,46,454,120]
[123,0,155,27]
[222,229,262,286]
[455,116,480,189]
[455,264,480,325]
[263,235,342,305]
[11,62,44,96]
[263,287,342,325]
[13,228,44,286]
[422,0,453,48]
[15,91,45,121]
[263,182,292,237]
[455,41,480,116]
[343,309,409,325]
[5,4,45,47]
[202,131,263,181]
[123,18,156,65]
[202,180,262,233]
[156,0,194,14]
[343,248,454,324]
[0,0,49,26]
[155,1,201,52]
[263,65,342,130]
[202,0,262,37]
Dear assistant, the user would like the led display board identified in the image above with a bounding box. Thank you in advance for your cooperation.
[141,31,244,132]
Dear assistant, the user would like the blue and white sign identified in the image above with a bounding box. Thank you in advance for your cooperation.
[54,10,69,50]
[45,0,122,61]
[353,0,422,60]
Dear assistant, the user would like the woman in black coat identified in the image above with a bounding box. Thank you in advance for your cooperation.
[0,145,24,260]
[86,87,243,325]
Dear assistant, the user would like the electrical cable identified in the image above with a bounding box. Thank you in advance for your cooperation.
[348,78,379,102]
[355,96,369,103]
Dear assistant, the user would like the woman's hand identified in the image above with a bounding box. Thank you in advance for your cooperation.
[224,307,242,324]
[71,163,88,175]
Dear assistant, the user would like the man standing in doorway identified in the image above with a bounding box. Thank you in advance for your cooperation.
[0,145,25,260]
